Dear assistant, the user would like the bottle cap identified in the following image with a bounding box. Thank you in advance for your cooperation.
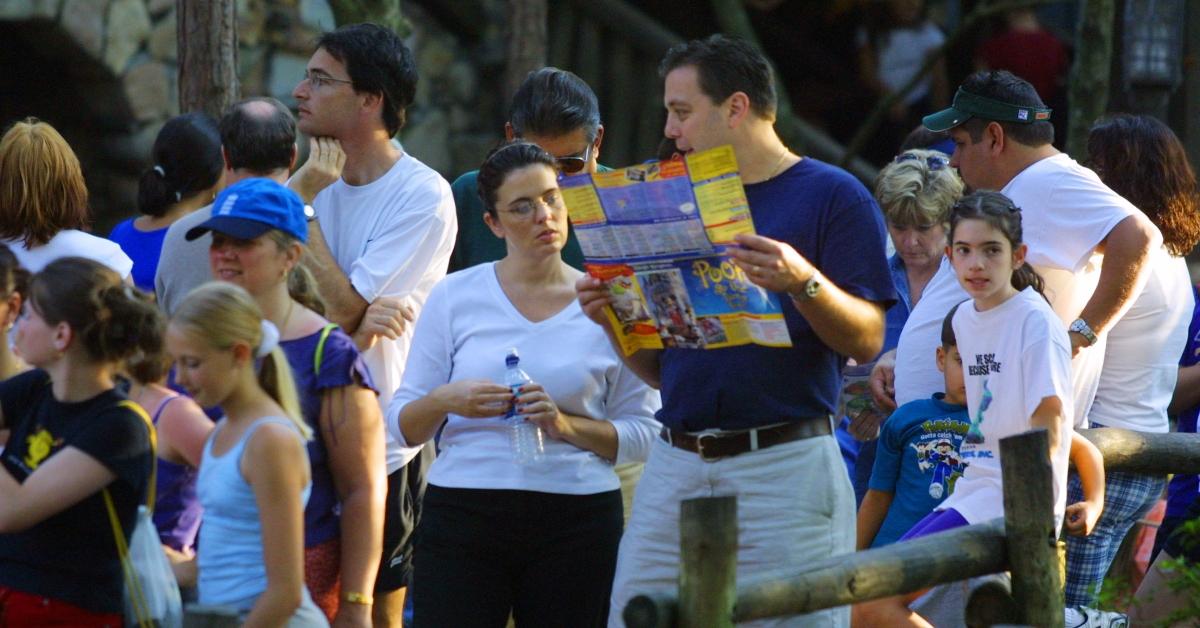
[505,347,520,366]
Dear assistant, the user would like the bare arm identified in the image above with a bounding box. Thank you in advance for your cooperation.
[868,350,899,412]
[575,275,663,388]
[519,383,620,461]
[857,489,894,550]
[0,447,117,533]
[1073,214,1161,353]
[729,234,886,363]
[322,386,386,627]
[242,425,309,628]
[1028,396,1065,455]
[303,226,370,334]
[1168,364,1200,416]
[156,397,213,468]
[1064,431,1105,537]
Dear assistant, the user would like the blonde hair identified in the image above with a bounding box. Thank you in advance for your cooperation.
[0,118,89,247]
[264,230,326,316]
[171,282,311,440]
[874,149,963,228]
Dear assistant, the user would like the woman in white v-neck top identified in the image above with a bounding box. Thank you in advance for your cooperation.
[391,143,660,627]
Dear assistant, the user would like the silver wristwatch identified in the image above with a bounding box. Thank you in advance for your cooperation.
[791,273,822,302]
[1069,317,1097,346]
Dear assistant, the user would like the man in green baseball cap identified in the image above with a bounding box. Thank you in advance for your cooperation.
[863,69,1161,627]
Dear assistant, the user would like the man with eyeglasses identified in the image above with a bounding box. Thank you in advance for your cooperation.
[288,23,456,628]
[448,67,604,273]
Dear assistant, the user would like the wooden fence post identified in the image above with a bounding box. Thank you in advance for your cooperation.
[679,496,737,628]
[1000,429,1064,628]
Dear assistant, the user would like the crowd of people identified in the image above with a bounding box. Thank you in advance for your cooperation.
[0,18,1195,628]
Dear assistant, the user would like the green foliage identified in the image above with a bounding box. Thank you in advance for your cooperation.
[1153,518,1200,626]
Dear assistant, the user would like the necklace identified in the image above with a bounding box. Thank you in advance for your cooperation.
[279,299,296,335]
[768,149,792,179]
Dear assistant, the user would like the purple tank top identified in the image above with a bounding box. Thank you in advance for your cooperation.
[150,395,205,553]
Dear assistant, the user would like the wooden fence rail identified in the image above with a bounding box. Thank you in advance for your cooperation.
[626,426,1200,627]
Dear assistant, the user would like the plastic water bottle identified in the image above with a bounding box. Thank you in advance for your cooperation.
[504,348,544,464]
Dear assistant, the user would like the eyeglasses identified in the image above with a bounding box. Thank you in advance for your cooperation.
[554,143,593,175]
[893,152,950,170]
[303,70,353,90]
[500,195,561,220]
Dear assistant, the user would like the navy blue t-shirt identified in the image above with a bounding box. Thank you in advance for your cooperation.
[1166,284,1200,519]
[657,157,896,431]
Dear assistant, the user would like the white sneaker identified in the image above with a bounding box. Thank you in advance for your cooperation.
[1065,605,1130,628]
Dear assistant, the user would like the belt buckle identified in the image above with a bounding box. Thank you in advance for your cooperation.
[695,433,722,462]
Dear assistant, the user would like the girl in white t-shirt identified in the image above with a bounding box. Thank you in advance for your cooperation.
[855,191,1105,627]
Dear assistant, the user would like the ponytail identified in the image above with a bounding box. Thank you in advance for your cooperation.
[1012,263,1047,301]
[257,346,310,440]
[266,230,326,316]
[136,166,177,217]
[287,263,326,317]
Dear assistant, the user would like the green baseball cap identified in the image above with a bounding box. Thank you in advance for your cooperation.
[923,87,1052,132]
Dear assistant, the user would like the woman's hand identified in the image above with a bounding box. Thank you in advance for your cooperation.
[432,380,513,418]
[575,275,614,328]
[515,383,571,441]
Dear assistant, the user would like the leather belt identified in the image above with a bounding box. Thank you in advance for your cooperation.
[660,417,832,462]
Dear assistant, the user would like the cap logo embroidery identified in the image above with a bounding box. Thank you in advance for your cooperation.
[1017,109,1029,121]
[1035,111,1050,120]
[217,193,239,216]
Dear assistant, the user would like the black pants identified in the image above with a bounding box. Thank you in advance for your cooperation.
[412,485,623,627]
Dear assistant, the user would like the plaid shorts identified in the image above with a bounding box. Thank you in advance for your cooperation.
[1063,468,1166,606]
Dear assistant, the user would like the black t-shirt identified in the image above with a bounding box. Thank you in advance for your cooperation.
[0,370,152,613]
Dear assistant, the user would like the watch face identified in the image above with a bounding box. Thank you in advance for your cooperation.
[806,277,821,297]
[304,205,316,219]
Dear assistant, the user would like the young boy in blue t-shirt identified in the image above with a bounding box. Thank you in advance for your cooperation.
[857,305,970,549]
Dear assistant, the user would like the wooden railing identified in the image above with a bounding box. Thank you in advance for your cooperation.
[624,427,1200,627]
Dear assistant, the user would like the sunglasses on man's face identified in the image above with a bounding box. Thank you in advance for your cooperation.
[554,143,593,175]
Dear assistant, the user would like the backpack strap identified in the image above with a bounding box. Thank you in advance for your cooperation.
[312,323,339,377]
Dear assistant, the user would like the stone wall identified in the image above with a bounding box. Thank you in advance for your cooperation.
[0,0,504,230]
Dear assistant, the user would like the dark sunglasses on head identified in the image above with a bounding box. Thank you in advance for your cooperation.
[893,152,949,171]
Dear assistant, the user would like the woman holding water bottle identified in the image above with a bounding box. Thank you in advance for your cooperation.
[392,142,661,627]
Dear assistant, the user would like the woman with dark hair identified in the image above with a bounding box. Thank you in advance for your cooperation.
[393,142,660,627]
[0,257,161,624]
[0,119,132,279]
[1062,114,1200,607]
[109,112,224,291]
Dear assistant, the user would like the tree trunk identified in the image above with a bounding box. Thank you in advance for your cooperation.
[1066,0,1116,160]
[177,0,238,119]
[505,0,547,102]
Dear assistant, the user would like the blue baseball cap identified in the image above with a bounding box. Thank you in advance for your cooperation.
[186,178,308,243]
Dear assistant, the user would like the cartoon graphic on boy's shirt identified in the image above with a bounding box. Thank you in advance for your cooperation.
[965,378,992,444]
[913,438,968,499]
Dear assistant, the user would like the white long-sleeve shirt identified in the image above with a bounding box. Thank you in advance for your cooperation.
[388,263,662,495]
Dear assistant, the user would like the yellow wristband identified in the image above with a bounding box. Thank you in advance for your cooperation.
[342,591,373,605]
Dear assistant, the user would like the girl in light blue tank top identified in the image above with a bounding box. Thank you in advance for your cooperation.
[170,282,327,627]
